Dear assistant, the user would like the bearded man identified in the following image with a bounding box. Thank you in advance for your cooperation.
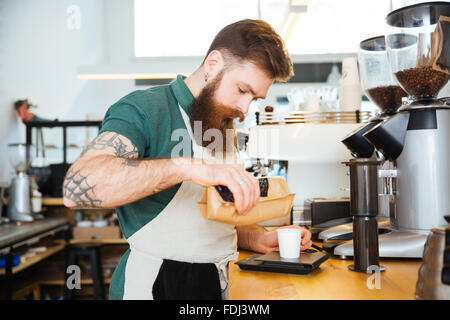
[63,19,312,300]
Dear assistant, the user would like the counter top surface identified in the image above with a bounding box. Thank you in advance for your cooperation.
[0,217,70,249]
[229,249,422,300]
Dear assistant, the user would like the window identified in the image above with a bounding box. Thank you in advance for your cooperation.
[134,0,395,57]
[277,0,392,54]
[134,0,259,57]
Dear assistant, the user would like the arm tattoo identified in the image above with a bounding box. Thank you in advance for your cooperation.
[81,132,139,158]
[121,159,140,167]
[63,168,102,208]
[66,133,141,208]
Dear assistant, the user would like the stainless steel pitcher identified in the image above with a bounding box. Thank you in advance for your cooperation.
[415,216,450,299]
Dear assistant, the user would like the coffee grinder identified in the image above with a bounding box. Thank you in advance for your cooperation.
[319,35,408,256]
[7,143,34,222]
[333,36,408,269]
[362,2,450,256]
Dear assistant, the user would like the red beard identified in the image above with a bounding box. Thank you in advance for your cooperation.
[189,73,245,155]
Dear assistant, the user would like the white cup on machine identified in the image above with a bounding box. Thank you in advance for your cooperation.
[339,57,361,111]
[277,228,302,259]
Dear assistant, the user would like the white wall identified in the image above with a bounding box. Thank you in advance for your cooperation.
[0,0,137,184]
[1,0,449,185]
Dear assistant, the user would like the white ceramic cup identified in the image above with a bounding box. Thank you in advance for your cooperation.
[277,228,302,259]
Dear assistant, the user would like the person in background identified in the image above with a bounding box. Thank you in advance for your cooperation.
[14,99,54,123]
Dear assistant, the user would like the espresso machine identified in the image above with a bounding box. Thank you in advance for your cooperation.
[332,2,450,260]
[319,35,408,256]
[247,112,369,227]
[7,143,34,222]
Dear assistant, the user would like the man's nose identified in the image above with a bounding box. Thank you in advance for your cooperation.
[236,97,253,114]
[236,105,248,114]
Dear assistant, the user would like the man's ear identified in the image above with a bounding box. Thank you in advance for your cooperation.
[202,50,225,81]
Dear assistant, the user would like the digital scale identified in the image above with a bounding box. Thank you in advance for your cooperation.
[236,249,329,275]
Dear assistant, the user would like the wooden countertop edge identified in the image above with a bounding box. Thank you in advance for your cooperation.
[229,249,422,300]
[4,197,64,206]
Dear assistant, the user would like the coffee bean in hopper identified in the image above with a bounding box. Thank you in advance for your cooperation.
[366,85,408,114]
[394,66,450,99]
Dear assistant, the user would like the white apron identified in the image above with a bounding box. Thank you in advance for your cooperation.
[122,105,239,300]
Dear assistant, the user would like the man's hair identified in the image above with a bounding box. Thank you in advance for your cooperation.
[14,99,29,110]
[204,19,294,82]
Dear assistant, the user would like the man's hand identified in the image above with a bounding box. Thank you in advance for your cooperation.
[258,225,312,254]
[236,224,312,254]
[186,160,260,215]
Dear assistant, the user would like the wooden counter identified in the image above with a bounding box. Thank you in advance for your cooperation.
[3,197,64,206]
[41,197,64,206]
[69,238,128,245]
[229,249,422,300]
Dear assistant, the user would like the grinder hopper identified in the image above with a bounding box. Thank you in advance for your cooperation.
[365,1,450,160]
[364,1,450,237]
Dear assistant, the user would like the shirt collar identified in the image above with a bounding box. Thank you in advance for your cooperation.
[170,74,195,115]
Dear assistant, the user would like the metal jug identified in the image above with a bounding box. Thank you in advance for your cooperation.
[415,216,450,299]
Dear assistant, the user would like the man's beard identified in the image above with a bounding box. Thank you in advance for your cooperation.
[189,73,245,155]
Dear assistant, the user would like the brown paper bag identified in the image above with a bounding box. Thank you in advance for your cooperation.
[432,15,450,74]
[198,176,295,226]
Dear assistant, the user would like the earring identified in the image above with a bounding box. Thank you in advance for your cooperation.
[204,74,208,82]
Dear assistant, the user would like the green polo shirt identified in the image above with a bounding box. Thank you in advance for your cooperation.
[98,75,195,299]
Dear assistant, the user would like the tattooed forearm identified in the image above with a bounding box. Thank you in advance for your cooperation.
[63,168,102,208]
[64,131,143,208]
[121,159,140,167]
[63,154,191,209]
[63,131,191,209]
[81,132,138,158]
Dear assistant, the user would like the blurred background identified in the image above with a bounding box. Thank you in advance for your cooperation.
[0,0,449,186]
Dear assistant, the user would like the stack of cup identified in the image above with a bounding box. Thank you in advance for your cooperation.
[339,57,362,111]
[277,228,302,259]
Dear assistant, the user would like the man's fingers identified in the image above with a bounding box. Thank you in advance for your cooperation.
[301,240,313,251]
[233,168,259,214]
[236,178,251,214]
[223,165,259,214]
[249,173,260,206]
[205,163,262,215]
[301,229,312,245]
[225,178,246,213]
[245,171,260,210]
[221,168,251,214]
